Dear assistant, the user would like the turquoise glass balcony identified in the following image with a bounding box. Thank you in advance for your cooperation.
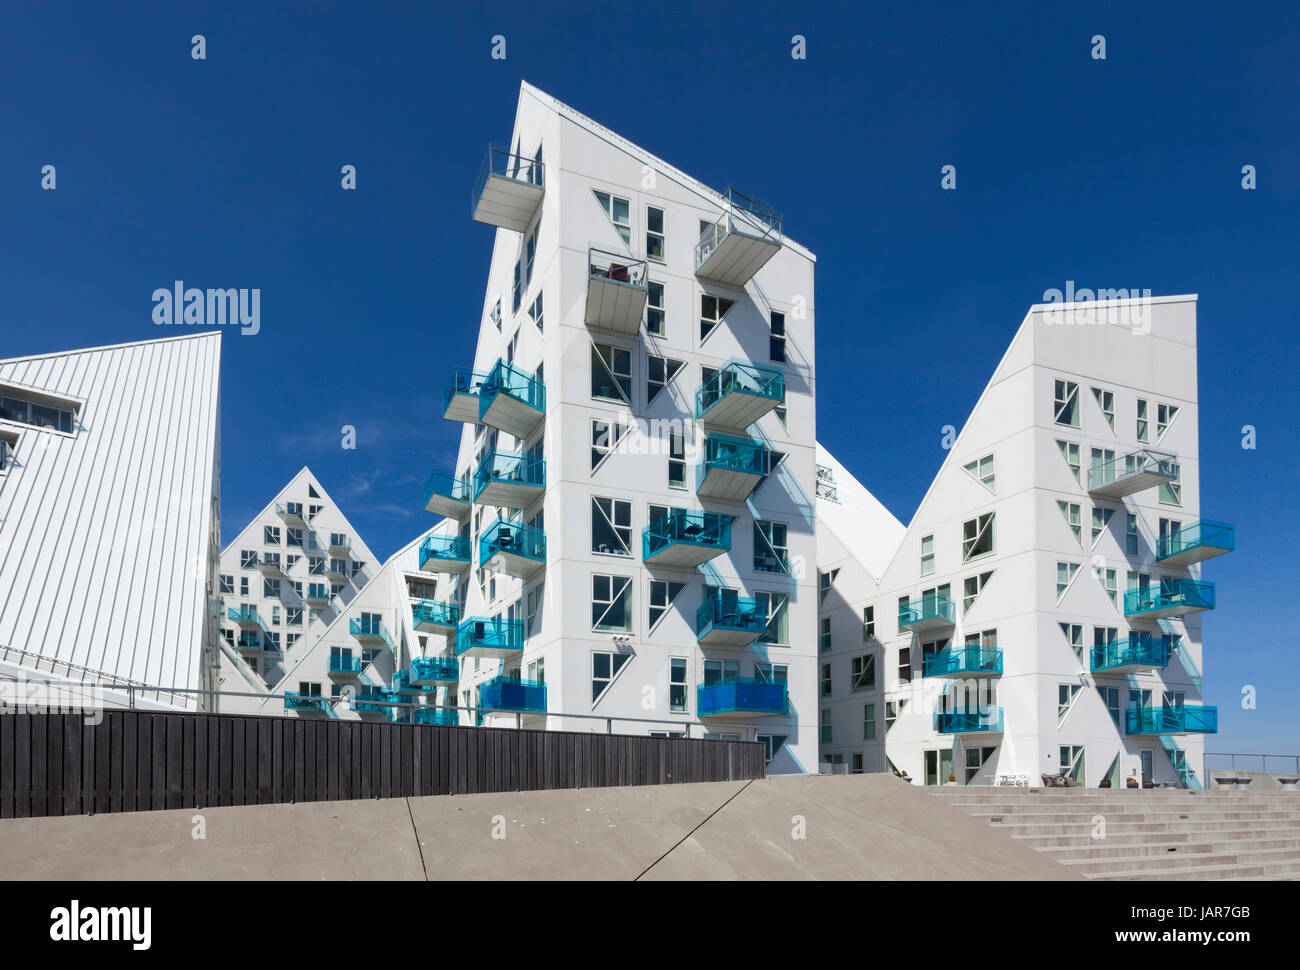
[423,471,472,519]
[936,707,1004,734]
[696,591,767,646]
[284,692,333,715]
[478,676,547,715]
[456,617,524,660]
[350,616,394,651]
[1090,634,1171,674]
[586,247,648,334]
[443,367,491,425]
[412,599,458,634]
[696,433,774,500]
[478,360,546,439]
[418,534,472,573]
[472,145,544,232]
[236,631,262,652]
[695,360,785,431]
[411,707,460,727]
[472,450,545,508]
[694,188,782,287]
[1156,520,1235,567]
[1123,578,1215,619]
[327,655,364,677]
[1126,705,1218,736]
[924,645,1003,678]
[305,583,331,606]
[898,592,956,633]
[697,677,787,718]
[227,605,265,630]
[351,689,396,718]
[1087,448,1179,500]
[405,655,460,687]
[643,509,732,567]
[480,518,546,579]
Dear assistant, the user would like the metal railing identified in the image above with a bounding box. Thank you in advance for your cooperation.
[1205,752,1300,774]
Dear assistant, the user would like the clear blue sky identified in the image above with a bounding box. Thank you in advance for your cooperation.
[1,2,1296,753]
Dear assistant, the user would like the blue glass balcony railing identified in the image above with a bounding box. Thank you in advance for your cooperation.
[697,677,787,717]
[472,450,546,501]
[935,707,1004,734]
[1126,705,1218,735]
[408,655,460,684]
[898,593,956,630]
[455,617,525,658]
[698,433,770,479]
[696,593,767,641]
[1156,520,1235,563]
[351,690,395,716]
[643,509,732,561]
[423,471,471,510]
[443,367,491,418]
[1090,635,1172,673]
[350,616,395,650]
[481,359,546,415]
[479,676,547,714]
[1123,578,1215,618]
[924,645,1003,678]
[411,599,459,630]
[284,692,332,714]
[411,707,460,726]
[227,605,264,628]
[328,655,363,675]
[695,360,785,423]
[419,534,472,569]
[480,518,546,567]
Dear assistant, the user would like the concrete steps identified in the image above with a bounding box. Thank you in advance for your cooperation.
[928,787,1300,880]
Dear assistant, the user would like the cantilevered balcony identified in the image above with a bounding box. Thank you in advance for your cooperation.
[236,631,263,653]
[254,554,282,577]
[935,707,1004,735]
[327,655,364,677]
[898,592,956,633]
[1087,448,1179,500]
[284,692,333,715]
[480,518,546,579]
[405,655,460,688]
[412,599,458,634]
[351,689,395,718]
[418,534,472,573]
[471,145,544,232]
[455,617,524,661]
[411,707,460,726]
[305,583,331,607]
[276,501,305,526]
[479,676,547,716]
[694,189,782,287]
[696,433,774,501]
[350,616,394,651]
[1090,634,1171,674]
[473,451,545,509]
[1156,520,1235,567]
[695,360,785,432]
[696,592,767,647]
[1123,578,1215,619]
[924,645,1003,679]
[697,677,787,719]
[227,605,265,631]
[423,471,472,519]
[585,247,648,334]
[478,360,546,439]
[642,509,732,568]
[1126,704,1218,736]
[328,534,352,557]
[443,367,490,425]
[326,558,351,582]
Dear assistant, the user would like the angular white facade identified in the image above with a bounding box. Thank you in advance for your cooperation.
[818,295,1226,787]
[417,82,820,770]
[0,332,222,709]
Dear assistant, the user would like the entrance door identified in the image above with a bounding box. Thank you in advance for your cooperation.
[1140,750,1154,786]
[924,748,954,786]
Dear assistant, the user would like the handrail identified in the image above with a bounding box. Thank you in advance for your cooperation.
[1087,447,1178,490]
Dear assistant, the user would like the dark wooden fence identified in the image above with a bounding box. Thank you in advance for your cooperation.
[0,710,766,819]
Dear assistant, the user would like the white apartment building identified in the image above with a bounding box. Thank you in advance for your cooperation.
[415,82,820,771]
[214,467,378,706]
[0,332,223,710]
[817,295,1228,787]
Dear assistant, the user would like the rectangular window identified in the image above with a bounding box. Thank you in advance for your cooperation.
[592,574,633,632]
[667,429,686,488]
[819,617,832,652]
[753,520,789,573]
[769,311,786,363]
[592,497,633,557]
[1126,513,1139,556]
[594,190,631,246]
[669,657,687,712]
[820,663,832,697]
[0,392,76,432]
[649,580,685,630]
[753,662,787,684]
[755,591,789,644]
[862,605,875,641]
[897,648,911,684]
[704,659,740,684]
[863,704,876,740]
[1054,379,1080,427]
[1136,399,1149,442]
[1101,686,1120,726]
[851,655,876,692]
[646,280,665,336]
[1091,507,1113,545]
[920,534,935,576]
[647,354,683,405]
[1103,568,1117,606]
[591,343,632,403]
[962,513,995,561]
[699,294,735,342]
[646,205,665,261]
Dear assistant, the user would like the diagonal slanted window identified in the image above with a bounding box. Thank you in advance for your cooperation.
[648,580,685,630]
[591,343,632,403]
[961,512,995,561]
[1056,561,1081,603]
[592,497,632,556]
[753,520,790,573]
[592,574,633,632]
[591,419,629,471]
[591,650,631,703]
[699,294,735,342]
[647,354,684,405]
